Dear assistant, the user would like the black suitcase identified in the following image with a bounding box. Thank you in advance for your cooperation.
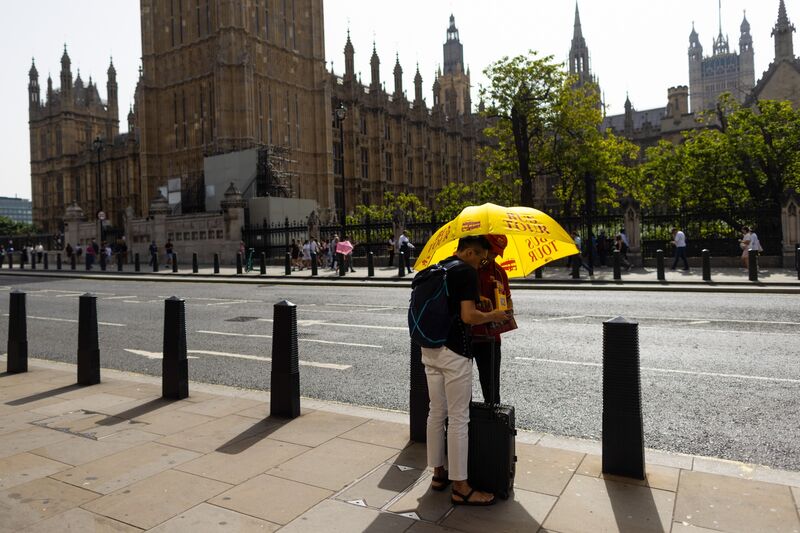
[467,340,517,499]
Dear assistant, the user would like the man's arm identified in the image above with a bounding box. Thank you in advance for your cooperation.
[460,300,509,325]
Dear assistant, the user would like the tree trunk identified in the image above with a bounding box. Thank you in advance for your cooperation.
[511,105,533,207]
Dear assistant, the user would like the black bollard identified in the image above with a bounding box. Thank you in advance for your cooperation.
[748,249,758,282]
[162,296,189,400]
[535,267,543,279]
[31,253,36,270]
[398,252,406,277]
[43,253,49,270]
[134,253,140,272]
[117,253,123,272]
[571,255,580,279]
[56,253,62,270]
[656,249,665,281]
[409,340,429,442]
[613,250,621,280]
[153,255,159,273]
[260,252,267,275]
[311,253,318,276]
[339,253,347,277]
[213,253,220,274]
[702,249,711,281]
[7,290,28,373]
[602,316,645,480]
[367,252,375,277]
[284,252,291,275]
[172,253,178,273]
[270,300,301,419]
[77,293,101,386]
[796,247,800,281]
[192,253,199,274]
[236,252,243,275]
[70,253,76,270]
[100,253,106,271]
[20,252,25,270]
[7,252,12,269]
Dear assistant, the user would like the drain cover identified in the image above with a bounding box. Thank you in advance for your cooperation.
[225,316,260,322]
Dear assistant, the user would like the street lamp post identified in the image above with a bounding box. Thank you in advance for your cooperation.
[92,137,105,244]
[335,104,347,238]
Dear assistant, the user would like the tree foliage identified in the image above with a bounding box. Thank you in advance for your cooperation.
[0,216,37,236]
[350,192,431,223]
[433,174,517,221]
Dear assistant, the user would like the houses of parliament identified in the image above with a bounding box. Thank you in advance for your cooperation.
[28,0,489,233]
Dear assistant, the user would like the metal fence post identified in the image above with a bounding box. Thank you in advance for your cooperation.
[367,252,375,277]
[613,250,621,280]
[77,293,101,386]
[285,252,291,275]
[172,253,178,273]
[270,300,301,419]
[602,316,645,480]
[702,249,711,281]
[213,253,220,274]
[192,253,199,274]
[162,296,189,400]
[748,249,758,282]
[56,253,62,270]
[409,340,429,442]
[236,253,243,275]
[7,290,28,373]
[656,250,665,281]
[134,253,140,272]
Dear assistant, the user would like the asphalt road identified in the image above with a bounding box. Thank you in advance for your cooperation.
[0,276,798,471]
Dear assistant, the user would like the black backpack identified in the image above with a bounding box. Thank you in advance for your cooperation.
[408,259,464,348]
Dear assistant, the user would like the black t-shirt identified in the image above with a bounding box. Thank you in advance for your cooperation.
[442,256,480,358]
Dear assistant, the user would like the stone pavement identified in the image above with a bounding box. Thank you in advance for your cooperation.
[1,359,799,532]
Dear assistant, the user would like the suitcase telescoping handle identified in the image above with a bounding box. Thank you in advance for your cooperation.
[489,336,498,407]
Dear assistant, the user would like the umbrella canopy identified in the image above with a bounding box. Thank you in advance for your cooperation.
[335,240,354,256]
[413,203,579,278]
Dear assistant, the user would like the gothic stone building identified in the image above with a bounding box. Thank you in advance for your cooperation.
[328,15,490,212]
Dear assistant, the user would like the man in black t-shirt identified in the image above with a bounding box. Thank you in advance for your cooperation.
[422,236,511,506]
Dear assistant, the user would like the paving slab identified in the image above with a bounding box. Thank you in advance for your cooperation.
[443,487,557,533]
[209,473,332,525]
[146,502,279,532]
[269,437,399,491]
[674,470,800,533]
[51,441,200,494]
[0,477,100,531]
[33,410,144,439]
[0,452,71,491]
[577,454,681,492]
[82,469,231,530]
[543,474,674,533]
[131,408,215,436]
[0,410,48,436]
[29,392,138,417]
[156,414,277,453]
[793,485,800,508]
[263,410,368,447]
[405,522,463,532]
[0,426,73,460]
[336,463,425,509]
[389,442,429,470]
[177,396,263,418]
[387,471,455,523]
[670,522,725,532]
[20,507,143,532]
[340,419,413,450]
[29,428,161,466]
[513,443,585,496]
[174,435,310,484]
[280,499,414,533]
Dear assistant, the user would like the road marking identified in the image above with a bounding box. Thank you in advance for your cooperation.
[123,300,140,304]
[327,303,403,310]
[543,315,585,321]
[103,296,137,300]
[187,350,350,370]
[207,300,250,306]
[686,320,711,325]
[514,357,800,384]
[583,314,800,326]
[2,314,125,327]
[196,330,382,348]
[124,348,198,360]
[259,318,406,331]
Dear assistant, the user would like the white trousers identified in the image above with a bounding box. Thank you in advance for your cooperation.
[421,345,472,481]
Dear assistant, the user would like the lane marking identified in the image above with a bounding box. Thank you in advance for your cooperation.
[124,349,198,360]
[327,303,402,310]
[103,296,137,300]
[187,350,350,370]
[514,357,800,384]
[206,300,249,306]
[259,318,406,331]
[2,314,125,327]
[196,330,382,348]
[543,315,585,321]
[583,314,800,327]
[123,301,140,304]
[686,320,711,325]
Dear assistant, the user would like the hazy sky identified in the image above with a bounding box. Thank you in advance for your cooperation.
[1,0,791,200]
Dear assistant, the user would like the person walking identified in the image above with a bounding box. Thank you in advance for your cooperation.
[85,242,96,270]
[740,226,763,270]
[418,236,511,506]
[670,227,689,270]
[387,236,395,267]
[148,241,158,267]
[398,231,415,274]
[165,239,174,267]
[329,234,340,271]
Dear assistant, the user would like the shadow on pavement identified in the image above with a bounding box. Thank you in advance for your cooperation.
[5,383,80,405]
[215,416,286,453]
[606,477,666,533]
[95,398,176,425]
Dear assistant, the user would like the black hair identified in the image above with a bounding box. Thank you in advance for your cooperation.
[456,235,490,252]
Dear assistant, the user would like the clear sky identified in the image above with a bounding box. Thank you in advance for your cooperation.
[1,0,791,201]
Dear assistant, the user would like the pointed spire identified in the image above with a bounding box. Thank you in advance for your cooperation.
[414,63,423,104]
[393,52,403,97]
[773,0,796,61]
[107,56,116,77]
[61,43,70,68]
[370,41,380,89]
[741,10,750,33]
[778,0,790,26]
[718,0,724,38]
[344,29,355,80]
[28,58,38,79]
[573,2,583,41]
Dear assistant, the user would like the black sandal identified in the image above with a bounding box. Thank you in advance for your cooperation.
[430,473,451,492]
[451,487,496,506]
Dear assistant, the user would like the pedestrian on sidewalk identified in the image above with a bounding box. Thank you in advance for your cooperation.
[329,234,339,271]
[614,235,631,270]
[290,239,301,271]
[398,230,415,274]
[148,241,158,267]
[85,241,96,270]
[165,239,174,267]
[739,226,763,271]
[571,230,593,274]
[670,227,689,270]
[387,236,395,267]
[415,236,510,506]
[301,239,311,270]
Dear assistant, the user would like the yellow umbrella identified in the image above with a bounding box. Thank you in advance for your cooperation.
[413,203,579,278]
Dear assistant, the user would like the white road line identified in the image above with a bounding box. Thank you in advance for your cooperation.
[543,315,586,321]
[514,357,800,384]
[207,300,249,306]
[103,296,137,300]
[583,314,800,326]
[196,330,382,348]
[327,303,402,310]
[1,314,125,327]
[639,325,800,337]
[259,319,406,331]
[187,350,350,370]
[123,301,140,304]
[686,320,711,325]
[124,349,198,360]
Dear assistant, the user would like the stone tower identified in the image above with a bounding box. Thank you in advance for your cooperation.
[569,2,594,86]
[773,0,796,61]
[436,14,471,117]
[138,0,332,214]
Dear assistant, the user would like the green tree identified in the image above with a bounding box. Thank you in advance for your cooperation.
[350,192,431,223]
[433,173,517,221]
[0,216,37,236]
